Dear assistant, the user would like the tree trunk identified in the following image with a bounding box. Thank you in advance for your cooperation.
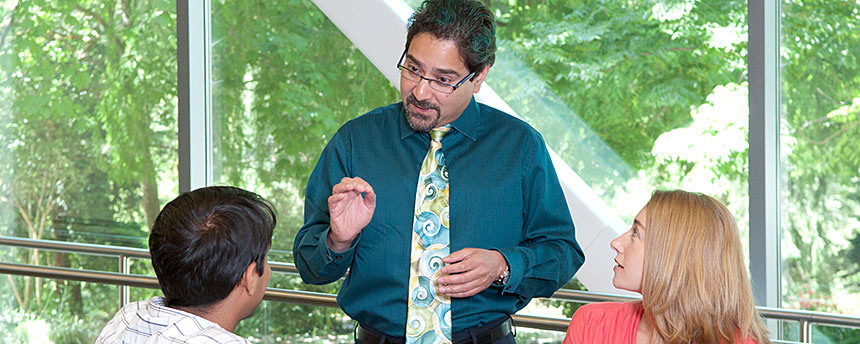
[141,145,160,229]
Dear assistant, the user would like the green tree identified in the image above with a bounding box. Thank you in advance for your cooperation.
[211,0,399,336]
[487,0,860,319]
[1,0,858,341]
[779,0,860,312]
[0,0,176,338]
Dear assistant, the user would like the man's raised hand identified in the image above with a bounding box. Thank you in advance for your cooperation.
[327,177,376,252]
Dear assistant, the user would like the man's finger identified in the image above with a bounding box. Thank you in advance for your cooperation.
[439,257,476,275]
[437,267,479,285]
[442,248,475,264]
[363,186,376,205]
[328,193,346,204]
[443,283,485,298]
[439,277,482,293]
[333,182,367,195]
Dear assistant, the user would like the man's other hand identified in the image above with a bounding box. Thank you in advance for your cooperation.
[436,248,508,298]
[327,177,376,252]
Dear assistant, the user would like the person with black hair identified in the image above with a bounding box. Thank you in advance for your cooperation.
[294,1,584,343]
[96,186,276,344]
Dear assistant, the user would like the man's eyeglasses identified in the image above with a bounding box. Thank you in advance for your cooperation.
[397,50,475,94]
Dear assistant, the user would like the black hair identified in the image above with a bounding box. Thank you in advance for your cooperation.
[149,186,276,308]
[406,0,496,74]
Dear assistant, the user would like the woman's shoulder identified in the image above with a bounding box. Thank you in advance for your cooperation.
[574,301,641,319]
[564,302,643,344]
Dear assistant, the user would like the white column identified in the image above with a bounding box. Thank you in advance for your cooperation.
[177,0,212,193]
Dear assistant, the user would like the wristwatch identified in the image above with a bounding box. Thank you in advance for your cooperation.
[493,264,510,287]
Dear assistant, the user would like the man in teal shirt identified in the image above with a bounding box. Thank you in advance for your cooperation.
[294,1,584,343]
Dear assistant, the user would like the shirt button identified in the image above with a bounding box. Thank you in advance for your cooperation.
[335,255,343,260]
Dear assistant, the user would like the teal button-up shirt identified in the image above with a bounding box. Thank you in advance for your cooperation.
[294,98,584,337]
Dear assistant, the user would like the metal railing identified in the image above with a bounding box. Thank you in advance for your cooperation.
[2,236,859,341]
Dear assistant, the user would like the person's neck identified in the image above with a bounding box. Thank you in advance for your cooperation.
[176,301,242,332]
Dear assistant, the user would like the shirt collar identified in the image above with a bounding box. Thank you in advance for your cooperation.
[398,97,481,141]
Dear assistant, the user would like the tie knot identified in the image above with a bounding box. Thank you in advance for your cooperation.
[430,127,450,142]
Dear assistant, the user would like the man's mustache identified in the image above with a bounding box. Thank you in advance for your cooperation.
[407,95,440,113]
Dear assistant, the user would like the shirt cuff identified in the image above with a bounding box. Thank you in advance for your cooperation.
[317,227,359,269]
[492,247,524,294]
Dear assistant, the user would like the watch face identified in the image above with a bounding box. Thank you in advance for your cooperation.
[496,268,510,286]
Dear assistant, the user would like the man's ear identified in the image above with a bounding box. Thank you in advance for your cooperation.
[240,262,259,295]
[471,64,491,94]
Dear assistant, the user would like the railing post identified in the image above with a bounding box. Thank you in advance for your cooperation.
[799,320,812,343]
[119,255,130,308]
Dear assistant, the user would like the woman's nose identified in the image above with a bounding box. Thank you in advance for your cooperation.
[609,236,621,252]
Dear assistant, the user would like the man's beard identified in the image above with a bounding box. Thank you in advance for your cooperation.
[404,94,441,132]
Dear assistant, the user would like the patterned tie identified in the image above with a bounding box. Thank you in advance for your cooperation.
[406,127,452,344]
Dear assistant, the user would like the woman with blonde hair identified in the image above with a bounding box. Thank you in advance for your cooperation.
[563,190,770,344]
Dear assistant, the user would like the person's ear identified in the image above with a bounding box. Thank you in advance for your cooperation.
[471,64,491,94]
[241,262,259,295]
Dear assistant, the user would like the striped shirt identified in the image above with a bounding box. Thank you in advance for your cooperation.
[95,297,250,344]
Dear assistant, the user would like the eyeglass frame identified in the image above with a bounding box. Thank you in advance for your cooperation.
[396,49,476,94]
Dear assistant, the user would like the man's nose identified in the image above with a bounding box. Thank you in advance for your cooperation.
[413,78,433,100]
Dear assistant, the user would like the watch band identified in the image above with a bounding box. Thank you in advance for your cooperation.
[494,264,510,286]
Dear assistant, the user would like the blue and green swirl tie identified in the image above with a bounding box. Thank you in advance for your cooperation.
[406,127,452,344]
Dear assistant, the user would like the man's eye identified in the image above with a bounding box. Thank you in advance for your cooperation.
[408,65,420,73]
[438,76,451,83]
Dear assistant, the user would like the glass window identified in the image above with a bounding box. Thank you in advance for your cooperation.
[210,0,398,261]
[0,0,178,245]
[479,0,749,324]
[0,276,119,342]
[779,0,860,318]
[0,0,177,340]
[482,0,749,226]
[210,0,398,339]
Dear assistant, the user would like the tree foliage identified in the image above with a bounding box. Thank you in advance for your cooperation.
[0,0,176,339]
[211,0,399,337]
[488,0,860,317]
[1,0,859,341]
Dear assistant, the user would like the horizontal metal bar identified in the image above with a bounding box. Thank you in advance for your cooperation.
[552,289,639,303]
[758,306,860,329]
[0,236,150,259]
[264,288,339,307]
[0,236,298,274]
[4,237,860,331]
[0,262,159,289]
[0,262,569,331]
[511,314,570,332]
[269,261,298,274]
[0,262,333,306]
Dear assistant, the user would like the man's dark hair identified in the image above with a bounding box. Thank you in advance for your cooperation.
[406,0,496,75]
[149,186,276,308]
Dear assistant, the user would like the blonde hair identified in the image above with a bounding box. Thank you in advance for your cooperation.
[640,190,770,344]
